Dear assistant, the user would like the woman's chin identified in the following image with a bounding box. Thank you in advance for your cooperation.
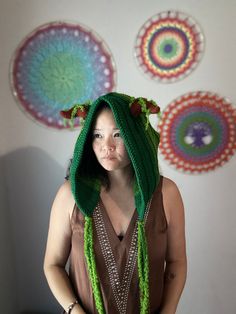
[101,163,119,172]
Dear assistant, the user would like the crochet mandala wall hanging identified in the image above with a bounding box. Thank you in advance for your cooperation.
[10,22,116,129]
[158,92,236,173]
[134,11,204,83]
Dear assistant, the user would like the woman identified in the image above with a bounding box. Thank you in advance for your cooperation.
[44,92,187,314]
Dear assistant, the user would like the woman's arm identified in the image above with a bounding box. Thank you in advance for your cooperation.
[159,178,187,314]
[44,181,86,314]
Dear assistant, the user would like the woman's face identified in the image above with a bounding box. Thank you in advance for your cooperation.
[92,108,131,172]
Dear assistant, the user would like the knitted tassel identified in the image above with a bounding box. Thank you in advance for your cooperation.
[84,217,105,314]
[138,221,150,314]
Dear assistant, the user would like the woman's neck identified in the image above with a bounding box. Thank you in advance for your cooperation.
[107,165,134,190]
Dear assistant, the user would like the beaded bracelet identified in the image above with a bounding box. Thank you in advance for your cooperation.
[66,300,78,314]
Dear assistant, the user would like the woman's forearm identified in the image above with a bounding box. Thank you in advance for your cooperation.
[159,259,187,314]
[44,265,86,314]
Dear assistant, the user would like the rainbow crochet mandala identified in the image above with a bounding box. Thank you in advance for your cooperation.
[158,92,236,173]
[11,22,116,129]
[134,11,204,83]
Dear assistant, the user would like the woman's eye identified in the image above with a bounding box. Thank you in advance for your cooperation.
[114,132,121,138]
[93,133,102,139]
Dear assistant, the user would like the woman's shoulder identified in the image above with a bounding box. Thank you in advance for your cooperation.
[57,180,73,198]
[161,176,183,204]
[160,176,184,225]
[161,176,179,193]
[52,180,75,216]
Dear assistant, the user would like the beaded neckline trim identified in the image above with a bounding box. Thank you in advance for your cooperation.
[93,201,151,314]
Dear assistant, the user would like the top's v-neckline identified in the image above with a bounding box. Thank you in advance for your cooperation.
[99,199,137,245]
[93,198,152,314]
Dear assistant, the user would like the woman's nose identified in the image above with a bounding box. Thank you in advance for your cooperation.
[103,137,115,151]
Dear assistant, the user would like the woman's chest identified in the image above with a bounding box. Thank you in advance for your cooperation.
[101,198,135,237]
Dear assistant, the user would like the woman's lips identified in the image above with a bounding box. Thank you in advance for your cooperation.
[102,156,116,160]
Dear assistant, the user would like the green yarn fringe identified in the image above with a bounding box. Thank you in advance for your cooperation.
[138,221,150,314]
[84,217,105,314]
[84,217,149,314]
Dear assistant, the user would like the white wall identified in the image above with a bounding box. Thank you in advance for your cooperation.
[1,0,236,313]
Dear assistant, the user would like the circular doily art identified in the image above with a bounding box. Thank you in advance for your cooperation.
[134,11,204,83]
[11,21,116,129]
[158,92,236,173]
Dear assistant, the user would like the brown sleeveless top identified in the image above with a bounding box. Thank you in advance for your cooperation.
[69,177,167,314]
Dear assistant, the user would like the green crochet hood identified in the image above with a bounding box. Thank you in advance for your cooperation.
[69,92,160,220]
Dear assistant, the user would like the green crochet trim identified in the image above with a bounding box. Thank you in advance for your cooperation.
[84,217,105,314]
[138,221,150,314]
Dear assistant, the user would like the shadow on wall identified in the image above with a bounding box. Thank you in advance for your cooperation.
[0,156,17,313]
[2,146,68,314]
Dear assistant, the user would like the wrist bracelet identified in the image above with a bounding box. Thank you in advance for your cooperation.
[66,300,78,314]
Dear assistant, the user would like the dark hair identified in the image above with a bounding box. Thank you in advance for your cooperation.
[66,102,112,189]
